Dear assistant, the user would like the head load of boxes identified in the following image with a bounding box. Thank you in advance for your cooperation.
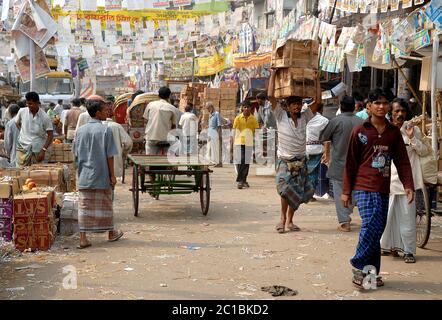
[0,160,77,252]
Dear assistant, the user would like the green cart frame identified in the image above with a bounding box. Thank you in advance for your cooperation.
[128,155,212,217]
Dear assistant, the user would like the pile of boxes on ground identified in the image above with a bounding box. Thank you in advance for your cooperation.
[269,39,320,99]
[199,86,239,127]
[179,82,208,114]
[0,140,80,252]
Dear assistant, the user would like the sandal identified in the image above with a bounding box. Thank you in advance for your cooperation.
[404,254,416,263]
[276,223,285,234]
[108,230,124,242]
[287,223,301,232]
[77,242,92,249]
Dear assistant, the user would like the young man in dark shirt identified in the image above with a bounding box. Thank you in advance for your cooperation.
[342,89,414,288]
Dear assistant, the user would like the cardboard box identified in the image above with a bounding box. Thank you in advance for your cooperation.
[19,168,67,192]
[0,198,13,218]
[220,88,237,100]
[13,217,56,251]
[0,179,20,198]
[271,40,319,69]
[13,192,54,218]
[49,143,74,163]
[219,100,237,110]
[59,218,78,236]
[0,218,12,242]
[274,67,319,99]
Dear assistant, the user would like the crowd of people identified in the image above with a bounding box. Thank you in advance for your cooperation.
[0,85,430,288]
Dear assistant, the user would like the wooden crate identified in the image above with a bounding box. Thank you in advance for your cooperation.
[274,67,319,99]
[271,40,319,69]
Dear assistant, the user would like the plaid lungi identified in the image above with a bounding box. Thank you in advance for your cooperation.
[306,153,322,190]
[275,157,315,211]
[351,190,389,274]
[78,189,114,233]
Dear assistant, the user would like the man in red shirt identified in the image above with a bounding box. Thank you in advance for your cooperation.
[342,89,414,288]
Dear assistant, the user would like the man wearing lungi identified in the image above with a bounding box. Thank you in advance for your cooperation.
[74,100,123,249]
[381,99,428,264]
[342,89,414,288]
[15,92,53,166]
[270,96,319,234]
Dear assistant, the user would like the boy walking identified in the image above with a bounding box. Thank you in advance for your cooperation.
[342,89,414,288]
[233,101,259,189]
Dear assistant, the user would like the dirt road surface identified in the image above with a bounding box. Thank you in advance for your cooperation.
[1,166,442,300]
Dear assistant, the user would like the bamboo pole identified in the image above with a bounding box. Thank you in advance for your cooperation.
[422,91,426,135]
[430,32,440,159]
[393,58,423,108]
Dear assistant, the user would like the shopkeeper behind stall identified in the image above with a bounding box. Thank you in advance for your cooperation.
[15,92,54,167]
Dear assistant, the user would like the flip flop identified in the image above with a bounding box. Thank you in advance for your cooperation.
[287,223,301,232]
[404,254,416,263]
[275,223,285,234]
[77,242,92,249]
[108,230,124,242]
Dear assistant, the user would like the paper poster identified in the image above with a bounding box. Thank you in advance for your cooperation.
[173,0,191,6]
[105,0,122,10]
[90,19,102,36]
[359,1,369,13]
[380,0,388,13]
[81,29,95,43]
[382,45,390,64]
[1,0,10,21]
[121,21,131,36]
[127,0,144,10]
[12,0,57,49]
[204,15,213,34]
[62,0,79,11]
[414,0,424,4]
[82,44,95,58]
[370,0,378,13]
[110,45,122,55]
[355,44,366,72]
[152,0,169,8]
[168,19,177,36]
[390,0,399,11]
[55,43,69,57]
[80,0,97,11]
[425,0,442,29]
[413,29,431,50]
[402,0,412,8]
[16,48,50,83]
[105,31,117,44]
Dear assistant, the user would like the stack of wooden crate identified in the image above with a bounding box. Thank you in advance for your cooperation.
[270,40,320,99]
[219,88,238,123]
[179,82,207,112]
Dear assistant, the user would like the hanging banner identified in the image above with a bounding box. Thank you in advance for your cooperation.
[232,52,271,69]
[194,45,232,76]
[51,8,211,23]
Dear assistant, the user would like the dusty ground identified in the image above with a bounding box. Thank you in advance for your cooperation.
[1,165,442,300]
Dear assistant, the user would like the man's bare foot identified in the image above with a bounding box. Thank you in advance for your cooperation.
[108,229,124,242]
[286,223,301,231]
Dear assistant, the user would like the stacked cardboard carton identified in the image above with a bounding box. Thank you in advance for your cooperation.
[179,82,208,112]
[49,143,74,163]
[270,40,320,99]
[0,178,21,241]
[200,87,238,125]
[13,191,57,251]
[59,192,79,236]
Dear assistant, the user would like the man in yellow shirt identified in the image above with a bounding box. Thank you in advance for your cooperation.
[233,100,259,189]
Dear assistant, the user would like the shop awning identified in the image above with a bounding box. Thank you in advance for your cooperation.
[232,52,271,69]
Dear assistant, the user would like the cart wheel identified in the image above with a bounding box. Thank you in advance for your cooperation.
[132,165,139,217]
[200,173,210,215]
[416,187,431,248]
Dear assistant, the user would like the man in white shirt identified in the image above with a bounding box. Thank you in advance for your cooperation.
[54,99,64,118]
[102,117,133,180]
[179,105,199,156]
[306,103,329,200]
[270,95,319,234]
[15,92,54,166]
[381,99,428,264]
[75,95,105,133]
[143,87,177,155]
[3,104,20,167]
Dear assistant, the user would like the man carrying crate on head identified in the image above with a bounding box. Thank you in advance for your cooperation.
[269,95,320,234]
